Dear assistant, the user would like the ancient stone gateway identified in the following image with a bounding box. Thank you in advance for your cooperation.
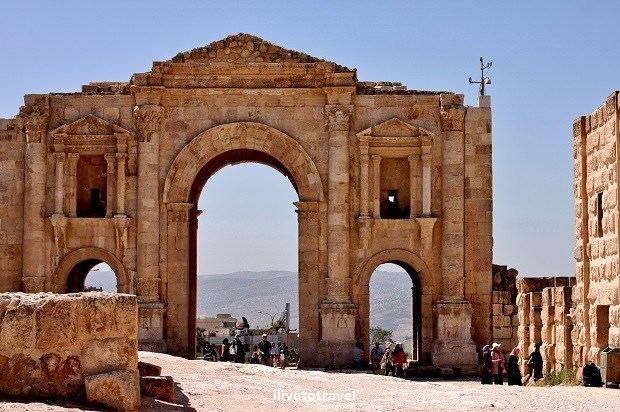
[0,34,493,369]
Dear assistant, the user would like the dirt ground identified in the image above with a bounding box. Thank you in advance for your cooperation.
[1,351,618,412]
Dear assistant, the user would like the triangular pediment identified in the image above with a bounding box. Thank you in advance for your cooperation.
[50,114,129,136]
[169,33,351,71]
[358,117,433,138]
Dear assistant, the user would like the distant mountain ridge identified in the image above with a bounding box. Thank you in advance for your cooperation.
[86,269,414,342]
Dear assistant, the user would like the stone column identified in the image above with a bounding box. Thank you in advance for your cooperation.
[324,103,353,303]
[371,155,381,218]
[53,152,65,215]
[66,153,79,217]
[104,154,116,218]
[360,153,370,218]
[421,150,432,216]
[408,154,420,218]
[431,102,476,370]
[295,201,323,366]
[21,110,49,292]
[165,202,193,356]
[115,153,126,215]
[134,105,163,303]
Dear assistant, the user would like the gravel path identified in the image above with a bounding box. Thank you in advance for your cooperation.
[1,351,618,411]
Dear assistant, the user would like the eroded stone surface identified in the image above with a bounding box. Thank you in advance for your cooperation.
[0,292,138,400]
[85,369,140,411]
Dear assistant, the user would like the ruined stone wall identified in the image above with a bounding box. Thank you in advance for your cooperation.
[516,277,575,374]
[0,292,139,404]
[0,118,24,292]
[573,91,620,366]
[490,265,518,351]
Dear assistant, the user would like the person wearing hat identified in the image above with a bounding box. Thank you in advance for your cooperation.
[258,333,272,366]
[381,341,394,376]
[491,342,506,385]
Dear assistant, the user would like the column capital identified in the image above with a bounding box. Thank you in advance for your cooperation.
[407,154,420,163]
[294,200,326,214]
[371,154,382,163]
[116,152,127,160]
[67,152,80,159]
[421,152,432,162]
[22,110,49,143]
[104,152,117,163]
[166,202,194,223]
[54,152,66,161]
[134,104,163,142]
[324,104,353,132]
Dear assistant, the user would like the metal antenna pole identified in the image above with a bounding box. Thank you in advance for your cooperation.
[468,57,492,97]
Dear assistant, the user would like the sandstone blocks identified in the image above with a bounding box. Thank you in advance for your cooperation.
[0,292,139,408]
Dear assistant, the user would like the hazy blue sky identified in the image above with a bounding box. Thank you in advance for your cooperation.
[3,1,620,276]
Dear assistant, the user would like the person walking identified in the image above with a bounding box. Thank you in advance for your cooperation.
[249,345,260,364]
[258,333,272,366]
[270,340,280,367]
[370,342,383,372]
[480,345,493,384]
[491,342,505,385]
[392,342,407,378]
[507,347,522,386]
[382,341,394,376]
[232,333,246,363]
[279,342,289,369]
[221,338,232,362]
[526,341,543,382]
[352,341,363,370]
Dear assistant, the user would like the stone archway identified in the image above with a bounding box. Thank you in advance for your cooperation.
[353,249,435,364]
[162,122,326,358]
[52,247,129,293]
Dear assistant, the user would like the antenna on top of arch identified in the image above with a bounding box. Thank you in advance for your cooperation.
[468,57,492,107]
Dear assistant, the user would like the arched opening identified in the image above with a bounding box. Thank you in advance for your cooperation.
[190,154,299,358]
[163,122,325,359]
[53,247,129,294]
[68,261,119,292]
[369,262,421,362]
[187,150,301,358]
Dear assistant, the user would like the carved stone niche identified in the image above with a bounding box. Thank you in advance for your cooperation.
[49,114,131,218]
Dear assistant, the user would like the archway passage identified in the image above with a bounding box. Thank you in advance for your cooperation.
[369,263,421,362]
[163,122,325,359]
[69,261,118,292]
[53,247,129,293]
[354,249,434,365]
[194,159,299,354]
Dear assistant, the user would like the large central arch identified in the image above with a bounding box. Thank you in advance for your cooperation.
[163,122,326,358]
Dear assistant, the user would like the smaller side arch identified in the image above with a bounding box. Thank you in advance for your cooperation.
[52,247,129,293]
[354,248,434,289]
[353,248,435,364]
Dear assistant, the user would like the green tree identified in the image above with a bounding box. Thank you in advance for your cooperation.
[370,326,393,344]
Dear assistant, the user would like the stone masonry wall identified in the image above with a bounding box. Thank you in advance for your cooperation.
[0,292,139,402]
[490,265,518,351]
[0,119,23,292]
[573,92,620,366]
[516,277,575,375]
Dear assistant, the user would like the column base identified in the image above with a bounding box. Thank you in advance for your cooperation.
[318,302,356,369]
[138,302,167,353]
[432,300,477,372]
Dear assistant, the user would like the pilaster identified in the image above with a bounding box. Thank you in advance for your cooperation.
[66,153,79,217]
[104,153,116,218]
[21,107,49,292]
[134,104,163,303]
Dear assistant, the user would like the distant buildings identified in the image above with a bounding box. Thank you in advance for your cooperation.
[196,313,239,337]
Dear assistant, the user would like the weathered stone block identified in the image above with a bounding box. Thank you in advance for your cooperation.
[138,360,162,377]
[140,375,175,402]
[85,369,140,411]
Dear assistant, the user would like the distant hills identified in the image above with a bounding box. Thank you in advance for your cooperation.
[86,269,414,342]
